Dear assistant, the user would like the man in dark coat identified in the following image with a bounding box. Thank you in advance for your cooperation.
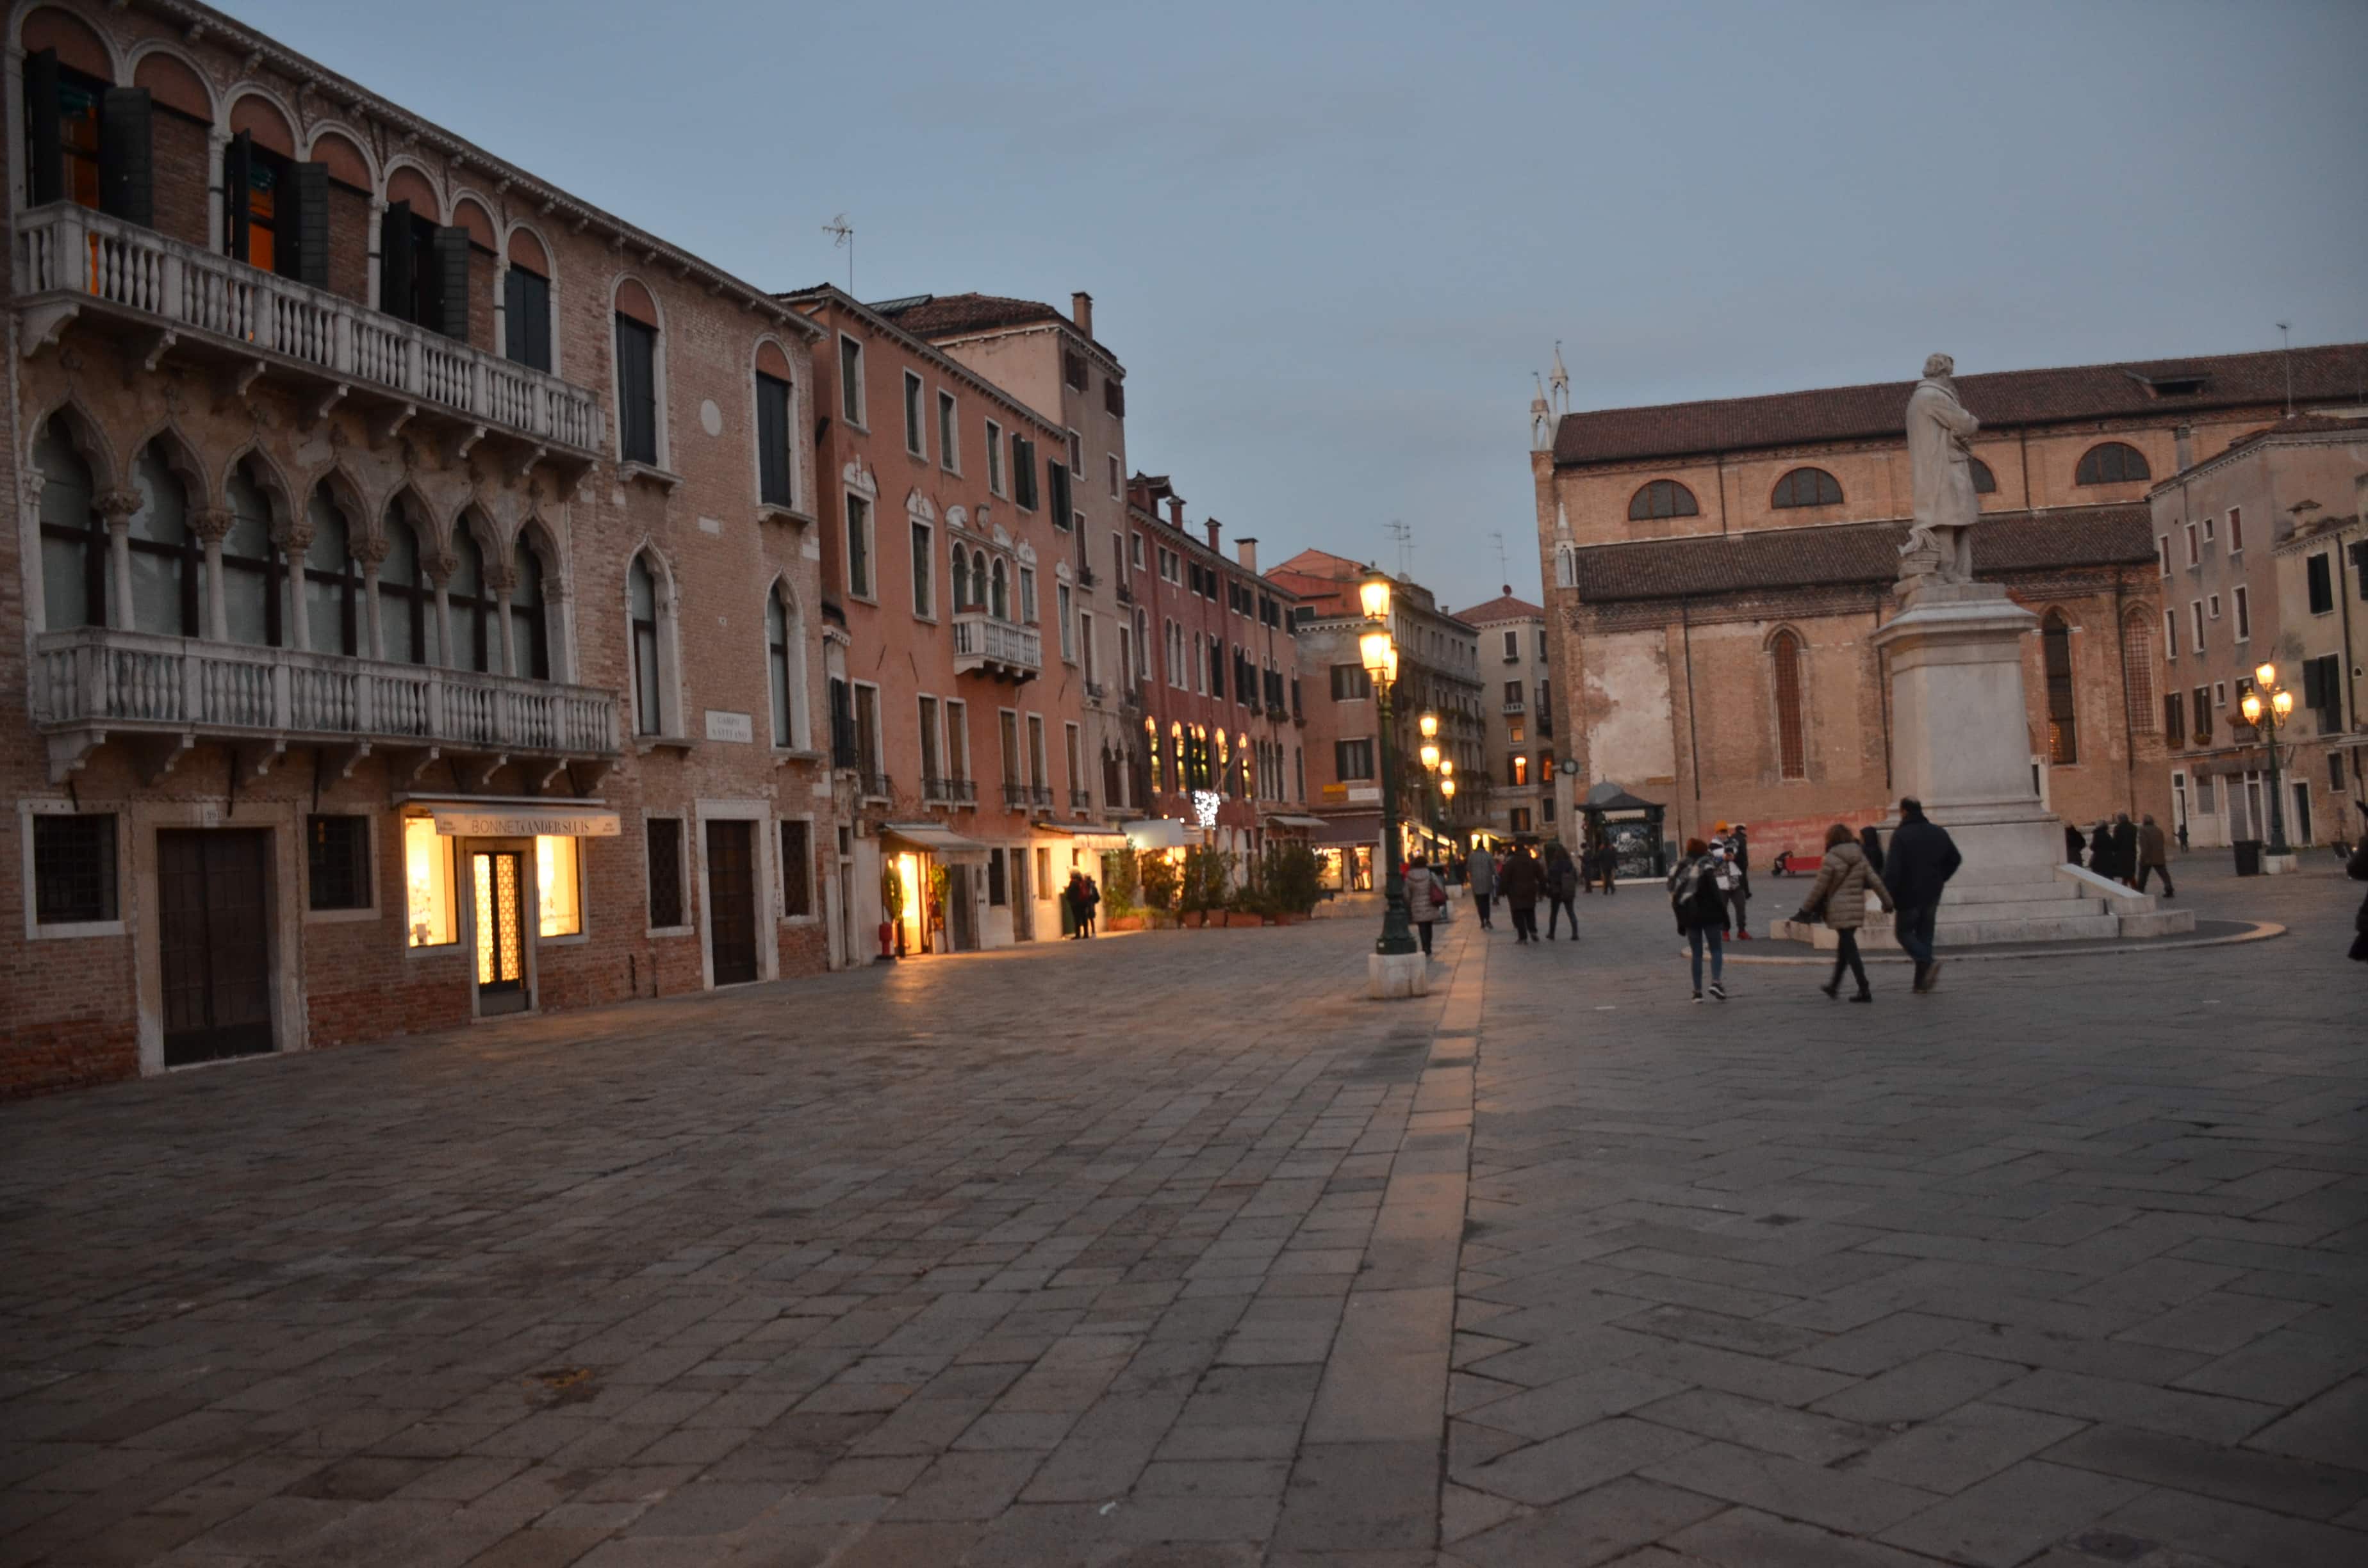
[2135,815,2175,897]
[2110,813,2140,890]
[1883,797,1962,994]
[1499,844,1543,943]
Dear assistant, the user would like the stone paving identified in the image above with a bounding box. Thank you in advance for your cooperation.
[0,856,2362,1567]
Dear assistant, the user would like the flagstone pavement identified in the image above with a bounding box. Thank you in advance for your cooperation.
[1,854,2363,1567]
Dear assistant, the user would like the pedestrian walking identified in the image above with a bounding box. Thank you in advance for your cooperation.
[1727,824,1754,939]
[2089,820,2117,880]
[1064,872,1089,939]
[2135,815,2175,897]
[1500,842,1543,943]
[1858,824,1886,878]
[1467,845,1497,930]
[1402,854,1445,957]
[2349,835,2368,963]
[1593,835,1618,894]
[1668,837,1731,1002]
[1883,797,1961,993]
[2111,813,2139,889]
[1080,874,1100,937]
[1795,822,1893,1003]
[1544,841,1581,940]
[2065,822,2087,865]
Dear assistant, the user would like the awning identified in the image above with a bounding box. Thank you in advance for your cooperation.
[1263,814,1329,830]
[1032,822,1131,849]
[1306,812,1383,847]
[420,804,621,837]
[882,822,989,861]
[1122,819,1188,850]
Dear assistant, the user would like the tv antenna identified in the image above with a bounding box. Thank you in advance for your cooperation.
[823,214,855,295]
[1491,531,1509,585]
[1384,519,1413,577]
[2276,321,2292,416]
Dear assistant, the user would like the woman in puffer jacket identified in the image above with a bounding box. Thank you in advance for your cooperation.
[1796,822,1894,1002]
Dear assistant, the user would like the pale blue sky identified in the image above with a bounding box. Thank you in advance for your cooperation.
[230,0,2368,615]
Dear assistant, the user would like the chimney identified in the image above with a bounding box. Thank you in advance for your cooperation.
[1205,518,1222,552]
[1236,537,1259,575]
[1071,291,1094,338]
[1167,497,1185,530]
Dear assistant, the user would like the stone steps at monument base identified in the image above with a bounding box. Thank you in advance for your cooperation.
[1941,879,2100,908]
[1854,912,2124,949]
[1933,894,2112,923]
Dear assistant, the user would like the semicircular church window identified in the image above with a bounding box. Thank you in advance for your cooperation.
[1771,467,1844,509]
[2075,442,2150,486]
[1627,480,1699,521]
[1969,457,1998,494]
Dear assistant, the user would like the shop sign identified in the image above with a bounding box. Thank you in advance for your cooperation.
[431,809,622,838]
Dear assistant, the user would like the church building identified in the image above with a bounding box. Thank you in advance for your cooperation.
[1531,343,2368,865]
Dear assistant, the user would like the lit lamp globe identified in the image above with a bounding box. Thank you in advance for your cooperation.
[2241,690,2263,726]
[1439,758,1454,779]
[1419,741,1441,771]
[1383,645,1400,685]
[1359,628,1393,676]
[1359,569,1394,621]
[2255,660,2278,690]
[2273,689,2294,718]
[1442,778,1457,801]
[1418,712,1439,739]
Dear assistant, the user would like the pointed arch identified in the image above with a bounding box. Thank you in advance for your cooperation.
[764,572,809,749]
[33,411,105,632]
[29,396,119,491]
[2042,608,2078,764]
[625,539,682,738]
[126,433,201,634]
[2121,608,2157,737]
[1766,625,1807,781]
[302,475,366,655]
[445,508,500,673]
[124,420,212,512]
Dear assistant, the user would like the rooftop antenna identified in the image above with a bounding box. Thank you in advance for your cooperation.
[1385,519,1413,578]
[1491,530,1509,585]
[2276,322,2292,417]
[823,214,855,295]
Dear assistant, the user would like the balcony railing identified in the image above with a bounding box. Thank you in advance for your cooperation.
[1502,699,1525,715]
[1085,679,1107,704]
[17,204,604,457]
[1032,785,1055,808]
[952,610,1042,682]
[31,626,618,782]
[1001,781,1031,810]
[922,775,978,806]
[857,769,893,799]
[1069,788,1092,810]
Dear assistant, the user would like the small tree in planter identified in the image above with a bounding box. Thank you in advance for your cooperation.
[1263,841,1324,920]
[1139,852,1180,922]
[1178,847,1235,926]
[1100,849,1145,930]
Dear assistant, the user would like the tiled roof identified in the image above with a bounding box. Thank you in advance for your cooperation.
[1566,507,2155,603]
[871,292,1118,361]
[1554,344,2368,467]
[2184,412,2368,478]
[1458,592,1545,625]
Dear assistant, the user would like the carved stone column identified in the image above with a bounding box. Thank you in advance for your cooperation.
[352,534,390,662]
[95,488,141,630]
[427,551,456,669]
[483,560,518,679]
[190,507,235,642]
[281,524,315,651]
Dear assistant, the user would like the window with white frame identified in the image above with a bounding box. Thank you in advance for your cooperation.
[2233,584,2251,641]
[755,368,794,508]
[1064,722,1082,798]
[1028,714,1048,791]
[2157,535,2170,576]
[937,390,958,472]
[846,493,874,600]
[985,420,1005,496]
[944,698,969,785]
[917,694,941,790]
[2201,516,2215,543]
[1131,532,1146,570]
[910,516,934,619]
[1058,582,1074,661]
[29,810,120,932]
[1019,566,1038,625]
[629,551,672,737]
[838,335,865,425]
[2228,507,2244,551]
[767,584,804,747]
[2189,600,2205,655]
[902,371,926,459]
[1067,429,1083,477]
[2184,523,2199,567]
[853,682,884,785]
[2164,608,2178,661]
[1108,453,1121,498]
[1080,611,1097,684]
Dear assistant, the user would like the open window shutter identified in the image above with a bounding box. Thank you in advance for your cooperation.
[429,225,471,341]
[98,87,152,226]
[287,161,329,286]
[26,51,64,206]
[223,131,253,261]
[377,200,413,318]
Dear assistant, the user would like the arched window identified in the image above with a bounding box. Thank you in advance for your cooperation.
[2043,610,2077,764]
[614,281,662,466]
[447,529,496,673]
[2122,613,2155,735]
[629,554,663,736]
[1969,457,1998,494]
[222,461,284,647]
[1770,630,1807,780]
[950,548,971,611]
[304,487,363,656]
[1147,716,1163,794]
[377,506,434,665]
[990,557,1010,621]
[2075,442,2150,486]
[1772,468,1844,509]
[510,539,549,680]
[1628,480,1698,521]
[766,585,804,747]
[127,443,201,635]
[35,416,105,632]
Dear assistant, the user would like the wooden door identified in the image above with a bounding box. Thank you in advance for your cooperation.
[471,849,530,1015]
[948,865,976,952]
[706,819,759,985]
[158,829,274,1066]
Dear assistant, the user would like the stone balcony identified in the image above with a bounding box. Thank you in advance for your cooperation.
[31,626,621,788]
[15,204,604,471]
[952,610,1042,683]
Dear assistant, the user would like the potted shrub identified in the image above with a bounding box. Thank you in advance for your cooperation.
[1139,851,1180,929]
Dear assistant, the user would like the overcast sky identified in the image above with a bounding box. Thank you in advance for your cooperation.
[230,0,2368,617]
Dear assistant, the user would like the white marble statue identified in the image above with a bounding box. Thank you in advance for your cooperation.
[1901,353,1982,584]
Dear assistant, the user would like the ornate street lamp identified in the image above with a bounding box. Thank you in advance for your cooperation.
[2240,661,2298,856]
[1361,568,1417,961]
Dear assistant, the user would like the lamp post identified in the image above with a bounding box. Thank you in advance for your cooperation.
[1361,570,1417,960]
[2241,661,2297,856]
[1418,712,1442,843]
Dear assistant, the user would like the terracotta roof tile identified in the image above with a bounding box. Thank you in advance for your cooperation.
[871,291,1119,361]
[1554,344,2368,467]
[1568,506,2154,603]
[1458,592,1545,624]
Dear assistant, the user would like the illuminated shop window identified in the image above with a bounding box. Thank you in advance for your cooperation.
[404,819,456,948]
[537,836,582,938]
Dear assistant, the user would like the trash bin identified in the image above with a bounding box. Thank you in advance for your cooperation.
[2233,839,2264,876]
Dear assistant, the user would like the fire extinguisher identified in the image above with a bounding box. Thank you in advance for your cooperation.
[878,920,895,960]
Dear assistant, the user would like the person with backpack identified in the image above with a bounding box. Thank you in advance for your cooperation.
[1668,837,1731,1001]
[1402,854,1445,957]
[1543,841,1581,940]
[1795,821,1893,1002]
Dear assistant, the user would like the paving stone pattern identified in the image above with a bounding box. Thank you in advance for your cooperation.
[1,858,2362,1567]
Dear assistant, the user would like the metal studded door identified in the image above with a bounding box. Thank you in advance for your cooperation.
[472,850,530,1015]
[705,819,759,986]
[157,829,275,1066]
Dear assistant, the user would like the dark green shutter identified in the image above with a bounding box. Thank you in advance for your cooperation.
[98,87,152,226]
[426,225,470,341]
[377,200,413,318]
[26,50,63,206]
[1047,460,1071,529]
[287,161,329,286]
[223,130,252,261]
